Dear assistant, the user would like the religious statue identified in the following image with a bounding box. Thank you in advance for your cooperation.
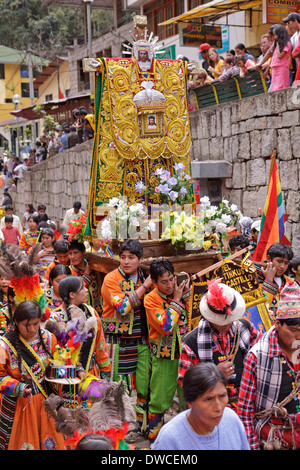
[83,15,195,241]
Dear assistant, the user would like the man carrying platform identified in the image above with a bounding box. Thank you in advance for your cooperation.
[144,258,191,442]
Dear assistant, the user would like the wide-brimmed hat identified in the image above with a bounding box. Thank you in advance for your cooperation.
[276,280,300,320]
[200,279,246,326]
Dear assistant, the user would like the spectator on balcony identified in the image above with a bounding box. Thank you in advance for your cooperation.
[235,55,256,77]
[60,127,69,151]
[257,34,272,87]
[283,12,300,83]
[198,43,213,78]
[35,141,47,162]
[218,57,240,82]
[234,43,255,61]
[266,24,292,92]
[67,126,79,149]
[188,68,213,89]
[257,34,272,64]
[225,49,236,60]
[208,48,225,79]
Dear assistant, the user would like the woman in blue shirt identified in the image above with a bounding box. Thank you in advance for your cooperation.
[152,363,250,450]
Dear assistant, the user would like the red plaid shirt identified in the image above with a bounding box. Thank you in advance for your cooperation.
[237,329,300,450]
[178,322,260,387]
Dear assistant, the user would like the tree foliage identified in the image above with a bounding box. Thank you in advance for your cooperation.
[0,0,113,59]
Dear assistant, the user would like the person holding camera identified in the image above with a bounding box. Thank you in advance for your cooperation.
[144,258,191,443]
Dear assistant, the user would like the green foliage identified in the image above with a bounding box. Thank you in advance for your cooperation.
[0,0,113,59]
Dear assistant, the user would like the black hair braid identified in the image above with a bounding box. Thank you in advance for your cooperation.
[7,287,15,325]
[7,299,13,325]
[63,296,72,322]
[0,288,4,306]
[38,328,53,360]
[12,325,30,385]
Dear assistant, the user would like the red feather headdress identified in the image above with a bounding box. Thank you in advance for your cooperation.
[206,279,232,314]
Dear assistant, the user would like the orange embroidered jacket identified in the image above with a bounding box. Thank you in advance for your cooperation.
[101,267,147,338]
[144,287,191,360]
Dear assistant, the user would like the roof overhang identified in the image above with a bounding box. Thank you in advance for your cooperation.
[159,0,262,25]
[33,57,68,90]
[9,93,91,121]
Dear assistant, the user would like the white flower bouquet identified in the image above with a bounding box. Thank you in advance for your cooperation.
[135,163,191,204]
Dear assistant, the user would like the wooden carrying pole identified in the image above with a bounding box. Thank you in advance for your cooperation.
[191,246,253,280]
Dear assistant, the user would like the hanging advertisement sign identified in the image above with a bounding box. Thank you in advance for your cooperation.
[179,23,222,48]
[262,0,299,24]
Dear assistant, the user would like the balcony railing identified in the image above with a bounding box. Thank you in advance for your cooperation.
[191,69,268,110]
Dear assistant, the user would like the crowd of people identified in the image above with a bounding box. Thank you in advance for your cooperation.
[187,12,300,106]
[0,104,95,181]
[30,105,95,164]
[0,187,299,451]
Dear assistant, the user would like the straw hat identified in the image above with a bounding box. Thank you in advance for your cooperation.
[276,280,300,320]
[200,279,246,326]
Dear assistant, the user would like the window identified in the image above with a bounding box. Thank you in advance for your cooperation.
[0,64,5,80]
[20,65,40,79]
[144,0,185,40]
[78,60,90,92]
[21,83,38,98]
[45,94,53,102]
[20,65,29,78]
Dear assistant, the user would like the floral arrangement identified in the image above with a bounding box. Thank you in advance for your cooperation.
[98,198,156,242]
[135,163,191,204]
[199,197,242,236]
[67,213,88,244]
[160,210,206,250]
[159,197,242,251]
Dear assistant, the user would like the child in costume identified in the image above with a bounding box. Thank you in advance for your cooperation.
[19,214,39,253]
[101,239,152,433]
[68,239,102,316]
[0,271,15,336]
[144,258,191,442]
[44,239,70,282]
[35,227,56,274]
[45,264,71,313]
[255,243,294,319]
[288,257,300,285]
[45,275,111,407]
[0,301,65,450]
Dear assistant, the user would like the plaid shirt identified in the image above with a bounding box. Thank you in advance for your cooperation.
[237,327,300,450]
[178,320,261,387]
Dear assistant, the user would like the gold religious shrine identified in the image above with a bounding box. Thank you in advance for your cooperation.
[83,15,195,241]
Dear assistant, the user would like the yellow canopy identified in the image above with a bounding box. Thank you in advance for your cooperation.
[159,0,262,26]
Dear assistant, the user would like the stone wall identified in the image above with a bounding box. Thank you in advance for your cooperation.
[189,86,300,253]
[10,139,93,222]
[9,86,300,253]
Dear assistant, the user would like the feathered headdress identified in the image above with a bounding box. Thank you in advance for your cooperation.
[0,244,50,321]
[43,380,136,450]
[45,304,96,367]
[206,278,231,313]
[200,278,246,326]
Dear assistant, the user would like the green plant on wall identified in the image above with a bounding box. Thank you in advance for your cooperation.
[33,104,58,134]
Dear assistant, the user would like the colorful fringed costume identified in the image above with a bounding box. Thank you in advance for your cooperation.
[18,230,39,253]
[0,329,65,450]
[101,266,151,430]
[46,303,111,407]
[144,286,191,441]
